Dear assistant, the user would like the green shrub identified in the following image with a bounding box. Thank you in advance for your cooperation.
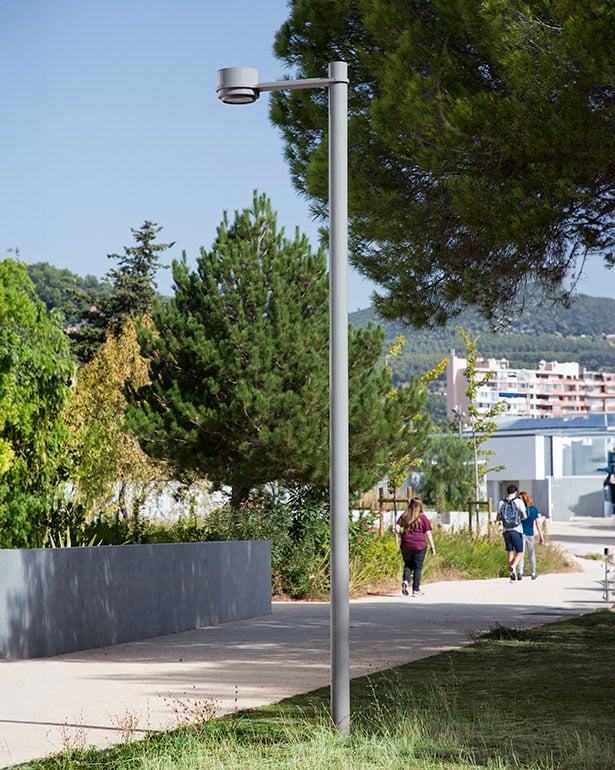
[425,526,505,580]
[351,531,400,586]
[71,496,574,599]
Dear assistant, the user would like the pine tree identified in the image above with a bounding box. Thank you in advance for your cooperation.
[127,193,429,504]
[104,221,173,334]
[273,0,615,327]
[68,221,173,362]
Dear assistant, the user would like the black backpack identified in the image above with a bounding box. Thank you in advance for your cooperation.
[500,498,521,529]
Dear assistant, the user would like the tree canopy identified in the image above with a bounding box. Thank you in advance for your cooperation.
[0,260,75,547]
[67,318,168,525]
[68,221,172,362]
[417,432,474,511]
[127,193,431,504]
[26,262,112,327]
[272,0,615,327]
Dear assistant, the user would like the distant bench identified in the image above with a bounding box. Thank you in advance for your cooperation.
[0,540,271,659]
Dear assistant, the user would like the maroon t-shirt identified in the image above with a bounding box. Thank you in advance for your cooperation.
[396,513,432,550]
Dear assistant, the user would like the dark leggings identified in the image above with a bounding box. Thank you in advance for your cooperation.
[401,547,427,591]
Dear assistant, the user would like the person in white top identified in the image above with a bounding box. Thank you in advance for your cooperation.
[496,483,527,582]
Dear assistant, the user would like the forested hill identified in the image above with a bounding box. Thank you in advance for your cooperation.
[350,294,615,382]
[21,261,615,382]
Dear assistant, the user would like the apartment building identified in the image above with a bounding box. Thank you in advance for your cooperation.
[447,353,615,419]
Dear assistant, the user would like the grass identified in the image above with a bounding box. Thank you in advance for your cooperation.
[353,526,577,598]
[20,609,615,770]
[424,526,576,582]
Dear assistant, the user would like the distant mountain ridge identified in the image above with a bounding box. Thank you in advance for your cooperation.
[350,293,615,383]
[23,261,615,381]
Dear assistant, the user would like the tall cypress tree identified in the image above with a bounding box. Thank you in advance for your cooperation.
[127,193,429,504]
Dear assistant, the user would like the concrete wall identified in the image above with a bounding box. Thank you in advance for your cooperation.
[0,540,271,659]
[549,476,604,521]
[486,477,603,521]
[483,434,546,480]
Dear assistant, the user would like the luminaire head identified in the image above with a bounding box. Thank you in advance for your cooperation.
[216,67,261,104]
[216,63,347,105]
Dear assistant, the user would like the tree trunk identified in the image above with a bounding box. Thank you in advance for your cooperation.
[230,485,251,508]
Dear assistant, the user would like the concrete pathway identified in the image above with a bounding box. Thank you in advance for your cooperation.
[1,517,614,767]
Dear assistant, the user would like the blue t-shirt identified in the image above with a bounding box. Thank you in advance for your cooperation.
[521,505,539,536]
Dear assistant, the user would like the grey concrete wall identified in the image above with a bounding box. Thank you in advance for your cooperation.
[0,540,271,659]
[487,476,604,521]
[549,476,604,521]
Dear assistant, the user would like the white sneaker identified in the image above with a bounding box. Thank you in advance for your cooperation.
[401,581,409,596]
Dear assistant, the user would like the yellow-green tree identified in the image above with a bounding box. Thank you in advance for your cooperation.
[385,342,444,492]
[458,327,505,503]
[68,318,168,525]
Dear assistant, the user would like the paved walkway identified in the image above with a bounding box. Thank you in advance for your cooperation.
[1,517,614,767]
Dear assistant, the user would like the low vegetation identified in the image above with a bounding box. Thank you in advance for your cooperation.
[81,492,575,601]
[22,609,615,770]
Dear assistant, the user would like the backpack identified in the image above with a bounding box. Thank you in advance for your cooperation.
[500,497,521,529]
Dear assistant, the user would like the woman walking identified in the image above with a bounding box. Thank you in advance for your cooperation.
[395,497,436,597]
[518,491,544,580]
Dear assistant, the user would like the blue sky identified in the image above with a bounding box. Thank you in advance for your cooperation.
[0,0,612,312]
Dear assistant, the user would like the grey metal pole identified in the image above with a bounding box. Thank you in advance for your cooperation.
[328,60,350,737]
[216,59,350,737]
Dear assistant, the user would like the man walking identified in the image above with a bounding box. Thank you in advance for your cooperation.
[496,484,527,581]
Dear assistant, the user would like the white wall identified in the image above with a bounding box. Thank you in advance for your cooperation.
[483,434,544,480]
[483,431,607,520]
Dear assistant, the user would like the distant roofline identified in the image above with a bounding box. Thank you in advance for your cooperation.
[493,414,615,436]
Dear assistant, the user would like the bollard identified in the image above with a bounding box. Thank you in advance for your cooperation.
[603,547,615,602]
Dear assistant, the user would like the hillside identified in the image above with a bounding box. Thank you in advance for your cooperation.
[26,262,113,325]
[350,294,615,383]
[23,261,615,382]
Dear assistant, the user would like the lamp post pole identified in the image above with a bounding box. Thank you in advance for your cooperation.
[216,62,350,736]
[452,405,464,438]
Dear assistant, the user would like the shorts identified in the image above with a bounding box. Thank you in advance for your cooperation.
[503,529,524,553]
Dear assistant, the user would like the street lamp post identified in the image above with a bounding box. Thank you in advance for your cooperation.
[216,62,350,736]
[451,405,464,438]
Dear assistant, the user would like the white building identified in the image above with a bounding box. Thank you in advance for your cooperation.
[483,415,615,521]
